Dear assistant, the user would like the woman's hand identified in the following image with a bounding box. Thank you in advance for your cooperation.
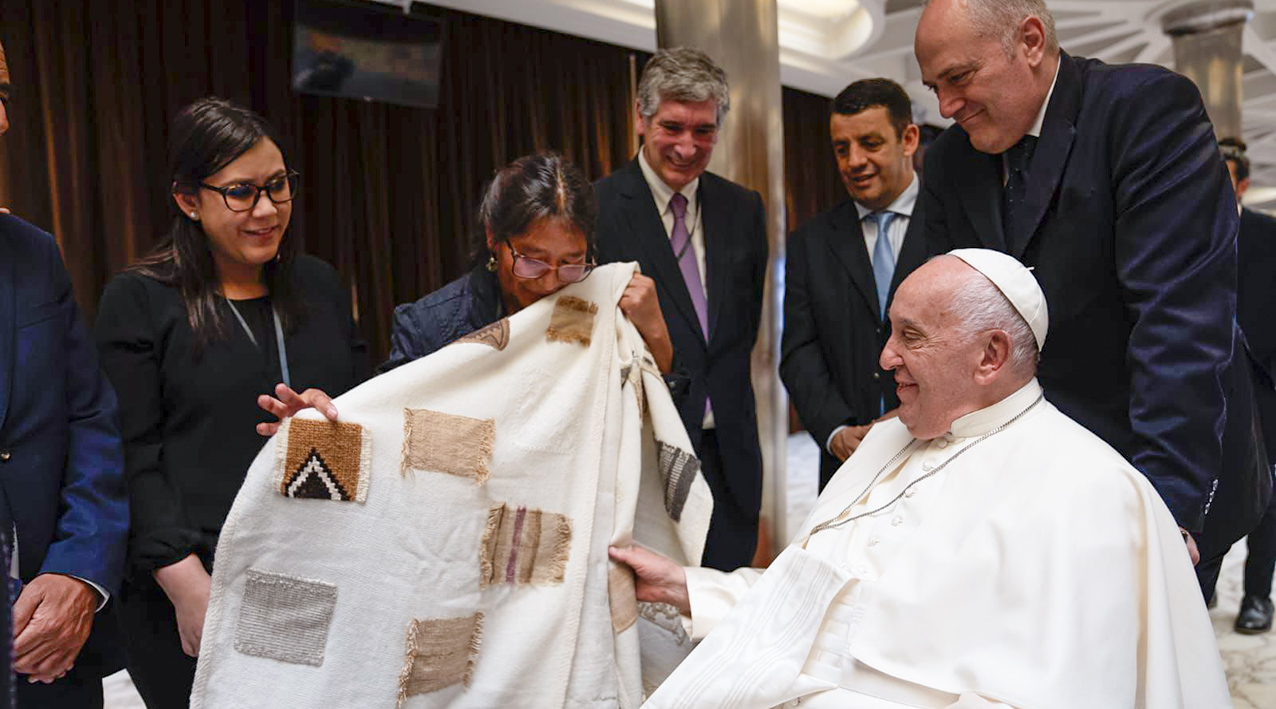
[619,274,674,374]
[256,383,337,436]
[153,555,212,658]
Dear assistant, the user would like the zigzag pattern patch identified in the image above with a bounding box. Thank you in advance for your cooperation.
[276,418,370,503]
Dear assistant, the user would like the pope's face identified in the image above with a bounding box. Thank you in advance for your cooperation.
[879,258,987,439]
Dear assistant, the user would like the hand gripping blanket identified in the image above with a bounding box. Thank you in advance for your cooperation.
[190,263,712,708]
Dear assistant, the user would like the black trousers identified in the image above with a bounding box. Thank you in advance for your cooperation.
[15,663,104,709]
[1244,485,1276,598]
[697,429,759,572]
[116,578,197,709]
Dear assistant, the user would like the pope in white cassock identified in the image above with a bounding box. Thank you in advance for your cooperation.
[611,249,1231,709]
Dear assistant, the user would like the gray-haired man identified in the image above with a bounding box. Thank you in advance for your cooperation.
[595,47,769,571]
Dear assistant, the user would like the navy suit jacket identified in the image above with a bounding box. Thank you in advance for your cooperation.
[781,197,926,487]
[0,216,128,670]
[595,159,768,518]
[921,52,1269,549]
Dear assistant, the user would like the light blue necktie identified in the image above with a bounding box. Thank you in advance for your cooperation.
[868,211,897,318]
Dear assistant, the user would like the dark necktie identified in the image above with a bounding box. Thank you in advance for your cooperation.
[1002,135,1037,243]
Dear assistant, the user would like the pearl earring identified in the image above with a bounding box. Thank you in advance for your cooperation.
[190,211,198,220]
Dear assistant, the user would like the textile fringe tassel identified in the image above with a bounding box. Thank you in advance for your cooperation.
[546,295,598,346]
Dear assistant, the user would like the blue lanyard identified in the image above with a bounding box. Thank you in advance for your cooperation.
[225,299,291,389]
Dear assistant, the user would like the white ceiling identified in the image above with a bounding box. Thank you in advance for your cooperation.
[406,0,1276,206]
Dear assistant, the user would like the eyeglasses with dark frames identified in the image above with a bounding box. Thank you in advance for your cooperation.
[508,245,595,283]
[200,170,300,213]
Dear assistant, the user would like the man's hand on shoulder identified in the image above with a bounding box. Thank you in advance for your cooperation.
[831,425,872,461]
[12,573,98,683]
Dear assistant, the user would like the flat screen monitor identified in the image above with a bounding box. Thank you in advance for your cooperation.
[293,0,443,109]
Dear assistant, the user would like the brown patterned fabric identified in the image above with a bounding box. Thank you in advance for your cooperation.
[479,503,571,588]
[454,318,510,350]
[278,419,368,502]
[402,409,495,484]
[397,613,483,705]
[656,442,700,523]
[545,295,598,346]
[608,563,638,633]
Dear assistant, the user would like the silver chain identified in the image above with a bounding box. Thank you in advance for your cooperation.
[805,393,1045,540]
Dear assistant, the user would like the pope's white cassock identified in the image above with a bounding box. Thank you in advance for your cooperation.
[646,378,1231,709]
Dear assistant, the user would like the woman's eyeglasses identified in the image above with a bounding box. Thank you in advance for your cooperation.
[200,171,300,213]
[509,246,595,284]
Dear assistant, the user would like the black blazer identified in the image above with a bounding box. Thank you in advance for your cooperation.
[781,197,927,487]
[1240,207,1276,455]
[921,51,1269,549]
[595,159,768,515]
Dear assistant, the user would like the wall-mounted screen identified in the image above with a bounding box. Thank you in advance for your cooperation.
[293,0,443,109]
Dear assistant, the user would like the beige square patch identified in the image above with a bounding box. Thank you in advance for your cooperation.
[455,319,510,350]
[479,504,571,588]
[403,409,495,485]
[545,295,598,346]
[397,613,483,705]
[608,563,638,633]
[277,418,370,503]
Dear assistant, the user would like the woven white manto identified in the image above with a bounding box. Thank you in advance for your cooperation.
[190,263,713,709]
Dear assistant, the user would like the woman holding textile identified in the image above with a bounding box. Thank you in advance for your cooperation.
[94,97,367,707]
[258,152,685,430]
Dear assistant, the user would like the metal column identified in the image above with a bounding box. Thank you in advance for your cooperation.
[1163,0,1255,140]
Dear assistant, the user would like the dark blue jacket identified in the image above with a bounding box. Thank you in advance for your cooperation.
[382,266,502,373]
[0,215,128,673]
[921,52,1269,550]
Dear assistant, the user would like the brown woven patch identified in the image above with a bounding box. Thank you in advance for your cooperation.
[638,602,691,646]
[657,441,700,523]
[402,409,495,485]
[455,319,510,350]
[396,613,483,705]
[278,418,369,503]
[545,295,598,346]
[479,504,571,588]
[608,564,638,633]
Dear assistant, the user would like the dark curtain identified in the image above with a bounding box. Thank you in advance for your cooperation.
[0,1,840,366]
[782,86,844,234]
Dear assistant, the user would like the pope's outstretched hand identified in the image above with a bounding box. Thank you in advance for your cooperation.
[609,546,690,615]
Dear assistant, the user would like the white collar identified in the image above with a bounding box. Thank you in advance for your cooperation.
[948,378,1043,439]
[1027,58,1062,139]
[854,171,919,221]
[638,147,700,212]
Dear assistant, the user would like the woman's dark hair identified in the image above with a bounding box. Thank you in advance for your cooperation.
[476,152,598,262]
[128,96,301,350]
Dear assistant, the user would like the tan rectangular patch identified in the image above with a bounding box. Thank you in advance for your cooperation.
[545,295,598,346]
[479,504,571,588]
[397,613,483,706]
[276,418,369,503]
[402,409,495,485]
[608,563,638,633]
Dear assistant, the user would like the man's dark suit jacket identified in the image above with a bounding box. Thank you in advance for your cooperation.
[1240,207,1276,456]
[921,51,1270,554]
[0,215,129,675]
[595,158,768,564]
[781,197,926,488]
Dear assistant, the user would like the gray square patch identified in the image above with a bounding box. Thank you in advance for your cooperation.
[234,569,337,666]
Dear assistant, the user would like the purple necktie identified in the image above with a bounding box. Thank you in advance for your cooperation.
[669,192,709,341]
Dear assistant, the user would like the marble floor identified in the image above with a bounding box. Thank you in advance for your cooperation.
[101,435,1276,707]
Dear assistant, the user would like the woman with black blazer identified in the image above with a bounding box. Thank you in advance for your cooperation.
[94,97,367,707]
